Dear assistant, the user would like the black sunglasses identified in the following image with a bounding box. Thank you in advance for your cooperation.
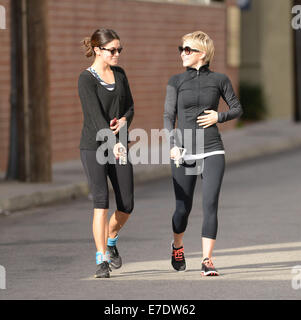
[99,47,123,55]
[178,46,200,55]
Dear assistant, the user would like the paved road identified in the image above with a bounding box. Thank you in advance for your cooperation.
[1,148,301,300]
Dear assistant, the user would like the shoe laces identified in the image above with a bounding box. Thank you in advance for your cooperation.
[172,247,184,261]
[202,258,214,268]
[99,261,111,271]
[108,245,119,257]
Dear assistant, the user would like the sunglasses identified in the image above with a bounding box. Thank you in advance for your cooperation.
[99,47,123,55]
[178,46,200,55]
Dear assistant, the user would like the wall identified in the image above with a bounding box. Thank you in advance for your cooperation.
[240,0,294,119]
[260,0,294,119]
[0,0,239,171]
[0,0,11,172]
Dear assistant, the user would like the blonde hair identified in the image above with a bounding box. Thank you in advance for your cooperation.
[182,31,215,64]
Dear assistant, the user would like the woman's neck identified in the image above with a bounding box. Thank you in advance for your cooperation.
[192,61,207,70]
[91,58,111,74]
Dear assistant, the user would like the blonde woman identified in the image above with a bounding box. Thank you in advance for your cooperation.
[164,31,243,276]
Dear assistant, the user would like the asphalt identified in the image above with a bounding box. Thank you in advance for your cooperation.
[0,143,301,300]
[0,118,301,215]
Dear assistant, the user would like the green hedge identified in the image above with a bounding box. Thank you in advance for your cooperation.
[239,82,266,121]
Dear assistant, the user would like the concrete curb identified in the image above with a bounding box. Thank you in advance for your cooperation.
[0,182,90,214]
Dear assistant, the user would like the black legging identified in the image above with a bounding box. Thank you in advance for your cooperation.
[80,149,134,213]
[171,154,225,239]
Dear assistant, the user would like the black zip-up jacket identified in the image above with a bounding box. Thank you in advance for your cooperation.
[78,66,134,150]
[163,64,243,154]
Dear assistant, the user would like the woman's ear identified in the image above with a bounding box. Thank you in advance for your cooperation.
[200,51,206,61]
[94,47,100,56]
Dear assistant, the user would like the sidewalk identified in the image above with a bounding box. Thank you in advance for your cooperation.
[1,118,301,215]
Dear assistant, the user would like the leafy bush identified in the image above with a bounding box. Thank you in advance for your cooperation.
[239,82,266,121]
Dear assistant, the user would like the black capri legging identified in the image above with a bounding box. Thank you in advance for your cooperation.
[171,154,225,239]
[80,149,134,213]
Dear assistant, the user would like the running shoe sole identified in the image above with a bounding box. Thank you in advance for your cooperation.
[109,260,122,269]
[201,270,219,276]
[94,273,110,279]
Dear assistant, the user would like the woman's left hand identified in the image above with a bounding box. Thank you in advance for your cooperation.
[113,142,126,159]
[110,117,127,135]
[196,110,218,128]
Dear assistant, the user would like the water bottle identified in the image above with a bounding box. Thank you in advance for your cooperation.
[118,146,127,165]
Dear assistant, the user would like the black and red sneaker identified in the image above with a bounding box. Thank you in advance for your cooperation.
[201,257,219,276]
[171,242,186,272]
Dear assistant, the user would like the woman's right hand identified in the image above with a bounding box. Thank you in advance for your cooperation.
[110,117,127,135]
[170,146,181,160]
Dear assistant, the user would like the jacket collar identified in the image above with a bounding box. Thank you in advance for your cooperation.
[186,63,210,75]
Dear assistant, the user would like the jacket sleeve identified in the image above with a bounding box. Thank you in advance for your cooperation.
[78,73,116,147]
[78,73,110,131]
[218,75,243,123]
[122,71,134,127]
[163,77,178,148]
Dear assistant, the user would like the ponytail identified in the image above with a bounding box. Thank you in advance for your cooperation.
[82,37,94,58]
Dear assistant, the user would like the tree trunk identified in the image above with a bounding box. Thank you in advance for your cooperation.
[27,0,52,182]
[11,0,52,182]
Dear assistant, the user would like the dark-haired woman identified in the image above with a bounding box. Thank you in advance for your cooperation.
[78,29,134,278]
[164,31,243,276]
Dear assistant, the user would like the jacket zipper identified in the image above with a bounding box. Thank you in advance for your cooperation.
[197,69,201,117]
[196,68,204,154]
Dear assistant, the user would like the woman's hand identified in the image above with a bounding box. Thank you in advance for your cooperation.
[170,146,181,160]
[113,142,126,159]
[110,117,127,135]
[196,110,218,128]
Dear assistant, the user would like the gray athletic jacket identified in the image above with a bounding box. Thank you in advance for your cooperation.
[163,64,243,154]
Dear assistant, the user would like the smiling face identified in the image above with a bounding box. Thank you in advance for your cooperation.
[94,39,122,66]
[180,39,206,69]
